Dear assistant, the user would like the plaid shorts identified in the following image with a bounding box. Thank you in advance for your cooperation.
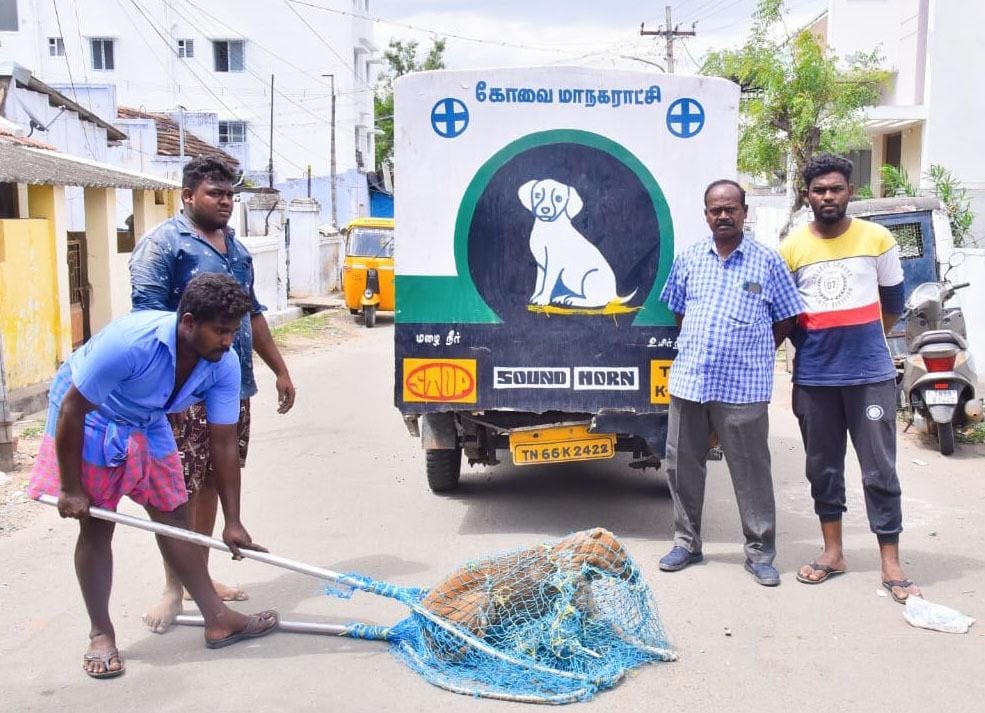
[28,433,187,512]
[169,400,251,495]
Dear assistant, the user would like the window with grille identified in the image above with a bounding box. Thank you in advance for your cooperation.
[91,38,114,70]
[886,222,924,259]
[218,120,246,144]
[49,37,65,56]
[213,40,244,72]
[177,38,194,58]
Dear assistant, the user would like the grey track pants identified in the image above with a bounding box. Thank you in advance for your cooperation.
[665,396,776,564]
[791,379,902,542]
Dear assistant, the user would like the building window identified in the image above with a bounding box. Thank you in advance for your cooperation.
[218,120,246,144]
[0,182,19,220]
[177,38,194,58]
[213,40,244,72]
[48,37,65,56]
[91,38,115,71]
[0,0,17,32]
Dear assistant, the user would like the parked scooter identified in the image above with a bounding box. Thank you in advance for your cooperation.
[901,252,983,454]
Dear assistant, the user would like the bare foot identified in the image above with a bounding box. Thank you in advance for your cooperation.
[84,633,124,677]
[183,580,249,602]
[143,591,183,633]
[797,551,847,583]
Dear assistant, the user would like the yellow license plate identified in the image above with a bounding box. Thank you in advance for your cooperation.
[510,425,616,466]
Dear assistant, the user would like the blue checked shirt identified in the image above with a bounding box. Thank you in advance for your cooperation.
[660,236,803,404]
[129,213,265,400]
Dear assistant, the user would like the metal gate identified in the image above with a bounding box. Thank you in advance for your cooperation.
[863,209,938,363]
[866,210,938,297]
[67,231,91,349]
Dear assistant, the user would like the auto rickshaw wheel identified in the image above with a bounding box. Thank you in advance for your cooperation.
[363,305,376,328]
[349,308,359,315]
[426,448,462,492]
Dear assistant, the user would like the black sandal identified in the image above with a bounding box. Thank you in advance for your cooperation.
[796,561,846,584]
[83,648,125,679]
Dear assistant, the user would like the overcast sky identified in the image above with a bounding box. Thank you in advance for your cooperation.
[370,0,829,74]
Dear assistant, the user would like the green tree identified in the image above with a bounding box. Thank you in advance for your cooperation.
[879,165,917,198]
[877,163,975,246]
[927,164,975,248]
[702,0,889,212]
[374,38,447,169]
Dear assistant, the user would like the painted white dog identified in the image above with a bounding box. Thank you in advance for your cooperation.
[518,178,636,308]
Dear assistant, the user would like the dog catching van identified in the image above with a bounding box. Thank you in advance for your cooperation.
[393,67,740,492]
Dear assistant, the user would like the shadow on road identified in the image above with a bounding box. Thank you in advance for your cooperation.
[449,455,672,539]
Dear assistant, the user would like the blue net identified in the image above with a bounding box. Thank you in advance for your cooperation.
[326,528,675,703]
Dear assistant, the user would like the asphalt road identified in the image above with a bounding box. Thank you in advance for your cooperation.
[2,312,983,712]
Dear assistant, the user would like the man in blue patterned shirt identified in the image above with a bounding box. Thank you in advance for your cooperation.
[657,180,802,586]
[129,157,296,631]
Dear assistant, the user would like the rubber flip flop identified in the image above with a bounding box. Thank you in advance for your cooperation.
[83,648,125,679]
[882,579,921,604]
[205,610,280,649]
[796,561,846,585]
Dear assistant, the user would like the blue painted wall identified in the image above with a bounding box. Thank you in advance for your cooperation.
[275,170,369,227]
[370,189,394,218]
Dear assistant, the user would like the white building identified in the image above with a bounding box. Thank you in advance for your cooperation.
[0,0,380,226]
[817,0,985,246]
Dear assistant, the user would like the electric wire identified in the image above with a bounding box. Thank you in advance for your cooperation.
[164,0,336,125]
[285,0,590,52]
[123,0,307,173]
[176,0,353,93]
[51,0,96,158]
[281,0,370,89]
[127,0,325,170]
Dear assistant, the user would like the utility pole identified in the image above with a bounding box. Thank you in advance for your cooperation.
[177,104,186,159]
[267,74,275,189]
[322,73,338,228]
[640,5,696,74]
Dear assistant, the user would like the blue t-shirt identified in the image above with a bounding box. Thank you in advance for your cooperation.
[58,310,241,465]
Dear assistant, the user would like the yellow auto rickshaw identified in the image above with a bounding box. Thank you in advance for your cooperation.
[341,217,394,327]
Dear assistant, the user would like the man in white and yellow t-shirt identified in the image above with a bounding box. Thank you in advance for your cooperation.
[780,153,921,604]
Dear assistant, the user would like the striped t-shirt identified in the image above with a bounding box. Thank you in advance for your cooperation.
[779,218,905,386]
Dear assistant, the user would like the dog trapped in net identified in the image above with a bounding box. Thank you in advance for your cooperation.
[39,495,675,704]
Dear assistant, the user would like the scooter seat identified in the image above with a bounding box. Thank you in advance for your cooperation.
[911,330,967,351]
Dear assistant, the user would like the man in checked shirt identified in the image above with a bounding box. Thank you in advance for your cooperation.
[657,180,803,586]
[130,157,296,631]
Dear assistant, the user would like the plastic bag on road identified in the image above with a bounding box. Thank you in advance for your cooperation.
[903,596,976,634]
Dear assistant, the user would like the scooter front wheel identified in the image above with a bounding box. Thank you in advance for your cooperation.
[937,422,955,455]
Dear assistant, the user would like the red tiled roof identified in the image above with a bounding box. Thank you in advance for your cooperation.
[0,128,57,151]
[117,106,240,167]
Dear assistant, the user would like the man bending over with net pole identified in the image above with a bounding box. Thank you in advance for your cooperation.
[27,274,279,679]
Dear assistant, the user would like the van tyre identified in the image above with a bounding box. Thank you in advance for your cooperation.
[937,422,955,455]
[426,448,462,492]
[363,305,376,328]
